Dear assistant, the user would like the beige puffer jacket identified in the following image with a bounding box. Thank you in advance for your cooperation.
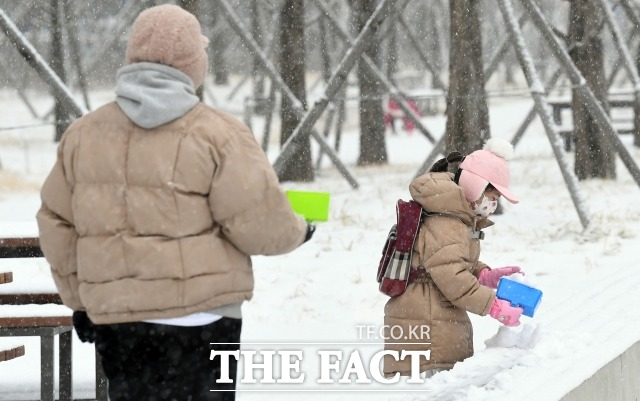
[36,102,307,324]
[384,172,496,375]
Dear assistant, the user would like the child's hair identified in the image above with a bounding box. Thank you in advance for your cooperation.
[429,151,465,174]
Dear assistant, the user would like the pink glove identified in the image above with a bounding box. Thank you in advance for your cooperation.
[489,298,523,327]
[478,266,522,289]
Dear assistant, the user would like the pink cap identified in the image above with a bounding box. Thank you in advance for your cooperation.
[458,139,519,204]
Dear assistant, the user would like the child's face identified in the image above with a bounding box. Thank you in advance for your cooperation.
[473,186,501,205]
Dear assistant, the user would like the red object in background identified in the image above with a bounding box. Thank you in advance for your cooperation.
[384,99,422,135]
[402,100,421,134]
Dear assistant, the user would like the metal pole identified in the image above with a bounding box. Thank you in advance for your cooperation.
[315,106,337,170]
[600,0,640,147]
[311,0,436,144]
[397,14,446,90]
[216,0,360,189]
[229,6,279,102]
[261,79,277,152]
[520,0,640,189]
[599,0,640,94]
[510,68,564,146]
[41,333,55,401]
[80,1,146,88]
[0,57,40,118]
[0,8,86,118]
[273,0,397,173]
[620,0,640,31]
[413,5,526,177]
[414,135,446,178]
[607,29,639,88]
[59,330,73,401]
[511,12,621,147]
[500,0,590,229]
[483,13,529,82]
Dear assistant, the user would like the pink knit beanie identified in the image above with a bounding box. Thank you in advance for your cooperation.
[125,4,209,88]
[458,138,519,204]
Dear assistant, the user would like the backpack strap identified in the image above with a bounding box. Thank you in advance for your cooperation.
[394,200,424,253]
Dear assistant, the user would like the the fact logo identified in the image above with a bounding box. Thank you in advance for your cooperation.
[209,324,432,388]
[210,349,431,385]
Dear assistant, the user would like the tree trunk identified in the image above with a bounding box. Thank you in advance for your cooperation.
[51,0,70,142]
[251,0,264,99]
[278,0,313,182]
[445,0,491,156]
[504,51,516,84]
[635,40,640,147]
[62,0,90,110]
[351,0,387,166]
[386,18,398,85]
[210,2,229,85]
[319,17,332,83]
[568,0,615,179]
[179,0,204,99]
[429,8,443,77]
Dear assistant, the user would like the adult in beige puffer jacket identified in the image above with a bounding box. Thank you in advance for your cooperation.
[384,140,523,378]
[36,5,309,401]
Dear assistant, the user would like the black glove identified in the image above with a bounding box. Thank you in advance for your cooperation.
[304,224,316,243]
[72,311,96,343]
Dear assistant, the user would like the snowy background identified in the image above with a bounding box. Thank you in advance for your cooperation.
[1,77,640,401]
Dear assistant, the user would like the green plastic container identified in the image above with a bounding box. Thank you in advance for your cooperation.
[285,190,330,222]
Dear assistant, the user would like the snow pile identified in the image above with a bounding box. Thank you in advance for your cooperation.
[484,323,543,350]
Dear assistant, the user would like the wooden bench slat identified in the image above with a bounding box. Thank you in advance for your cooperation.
[0,293,63,305]
[0,237,43,258]
[558,126,635,135]
[0,345,25,362]
[0,238,39,247]
[548,98,636,108]
[0,316,72,328]
[0,246,43,258]
[0,272,13,284]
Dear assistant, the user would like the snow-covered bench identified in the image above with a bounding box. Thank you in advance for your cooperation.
[0,343,25,363]
[0,262,74,401]
[0,238,107,401]
[0,271,12,284]
[0,272,25,364]
[0,236,43,258]
[548,97,636,151]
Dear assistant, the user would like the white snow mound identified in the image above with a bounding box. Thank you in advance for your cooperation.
[485,323,543,350]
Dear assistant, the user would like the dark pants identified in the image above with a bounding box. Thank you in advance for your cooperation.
[94,317,242,401]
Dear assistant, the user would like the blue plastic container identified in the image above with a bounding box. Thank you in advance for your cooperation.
[496,278,543,317]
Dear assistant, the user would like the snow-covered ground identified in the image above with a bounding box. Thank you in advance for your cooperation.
[1,79,640,401]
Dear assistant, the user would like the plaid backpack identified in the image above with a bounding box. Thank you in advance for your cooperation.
[376,200,425,297]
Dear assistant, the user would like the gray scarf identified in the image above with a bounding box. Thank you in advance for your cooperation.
[115,62,199,129]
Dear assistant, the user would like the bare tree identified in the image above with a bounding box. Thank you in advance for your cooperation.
[567,0,615,179]
[318,17,332,83]
[350,0,387,166]
[278,0,313,182]
[445,0,491,155]
[62,0,90,110]
[50,0,70,142]
[428,7,443,79]
[179,0,205,99]
[209,2,229,85]
[635,40,640,147]
[385,18,398,85]
[251,0,264,99]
